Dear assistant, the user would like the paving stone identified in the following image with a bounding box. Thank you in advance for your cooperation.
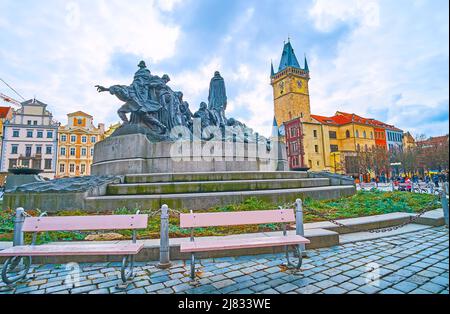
[70,285,97,294]
[144,283,165,293]
[314,280,337,290]
[250,284,271,293]
[127,288,146,294]
[356,285,381,294]
[212,279,235,289]
[392,281,418,293]
[88,289,110,294]
[322,286,347,294]
[296,285,322,294]
[420,282,446,293]
[275,283,297,293]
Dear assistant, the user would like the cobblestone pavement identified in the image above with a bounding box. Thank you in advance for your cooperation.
[0,227,448,295]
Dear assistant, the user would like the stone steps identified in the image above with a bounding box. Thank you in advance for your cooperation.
[124,171,309,184]
[85,185,356,212]
[107,178,330,195]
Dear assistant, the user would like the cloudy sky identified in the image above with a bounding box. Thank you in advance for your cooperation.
[0,0,448,138]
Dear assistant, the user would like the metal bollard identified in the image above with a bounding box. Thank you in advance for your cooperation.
[158,204,172,269]
[442,183,449,228]
[13,208,25,246]
[295,199,306,256]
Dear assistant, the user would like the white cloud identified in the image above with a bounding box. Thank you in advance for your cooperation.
[0,0,181,126]
[307,0,449,136]
[309,0,380,32]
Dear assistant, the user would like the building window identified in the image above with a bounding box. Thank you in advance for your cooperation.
[313,130,318,138]
[46,146,52,155]
[329,131,337,139]
[33,121,38,125]
[59,163,65,173]
[11,145,18,154]
[60,147,66,156]
[37,131,43,138]
[91,136,97,143]
[12,130,19,137]
[355,130,359,138]
[32,159,41,169]
[330,145,339,153]
[26,130,33,138]
[314,145,319,153]
[90,148,94,156]
[61,134,67,142]
[82,136,87,143]
[81,148,87,156]
[70,147,76,156]
[25,146,32,157]
[47,131,53,138]
[78,118,83,125]
[22,159,30,168]
[363,131,367,139]
[71,135,77,142]
[80,164,86,174]
[345,130,350,138]
[27,120,32,125]
[9,159,17,168]
[370,132,373,139]
[69,163,75,173]
[44,159,52,170]
[317,161,320,166]
[36,146,42,155]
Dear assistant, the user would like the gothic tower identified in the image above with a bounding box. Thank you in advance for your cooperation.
[271,40,311,128]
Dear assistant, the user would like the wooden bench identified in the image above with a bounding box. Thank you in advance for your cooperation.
[179,209,310,280]
[0,213,148,285]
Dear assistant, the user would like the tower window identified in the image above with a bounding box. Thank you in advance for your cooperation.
[346,130,350,138]
[313,130,317,138]
[315,145,319,153]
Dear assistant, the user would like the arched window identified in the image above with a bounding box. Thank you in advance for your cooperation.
[356,130,359,138]
[346,130,350,138]
[363,131,367,138]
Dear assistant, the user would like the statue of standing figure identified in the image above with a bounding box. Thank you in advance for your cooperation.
[208,71,228,128]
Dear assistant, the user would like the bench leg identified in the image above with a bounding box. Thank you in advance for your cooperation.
[1,256,31,285]
[190,253,196,281]
[285,245,303,270]
[120,255,135,284]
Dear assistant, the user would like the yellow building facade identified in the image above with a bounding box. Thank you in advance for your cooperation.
[56,111,105,177]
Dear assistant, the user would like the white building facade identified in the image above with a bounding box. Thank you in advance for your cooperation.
[1,99,59,179]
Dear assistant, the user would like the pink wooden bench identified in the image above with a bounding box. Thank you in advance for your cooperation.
[0,213,148,285]
[179,209,310,280]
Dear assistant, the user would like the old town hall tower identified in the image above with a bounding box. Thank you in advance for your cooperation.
[271,40,311,127]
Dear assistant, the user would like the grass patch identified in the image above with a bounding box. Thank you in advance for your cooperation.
[0,191,441,244]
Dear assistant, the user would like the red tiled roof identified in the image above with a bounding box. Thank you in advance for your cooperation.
[0,106,12,119]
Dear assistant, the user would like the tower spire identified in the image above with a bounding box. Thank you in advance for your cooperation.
[278,39,301,72]
[304,54,309,72]
[270,60,275,76]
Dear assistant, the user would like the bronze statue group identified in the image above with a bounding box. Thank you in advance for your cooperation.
[96,61,252,142]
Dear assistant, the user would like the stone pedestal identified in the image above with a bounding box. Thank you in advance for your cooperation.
[91,133,288,176]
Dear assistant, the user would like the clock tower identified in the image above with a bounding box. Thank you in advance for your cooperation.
[271,40,311,128]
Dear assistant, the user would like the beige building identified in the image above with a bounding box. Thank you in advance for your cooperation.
[56,111,105,177]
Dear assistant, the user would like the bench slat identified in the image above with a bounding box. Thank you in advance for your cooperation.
[22,215,148,232]
[0,243,144,257]
[180,209,295,228]
[180,235,310,253]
